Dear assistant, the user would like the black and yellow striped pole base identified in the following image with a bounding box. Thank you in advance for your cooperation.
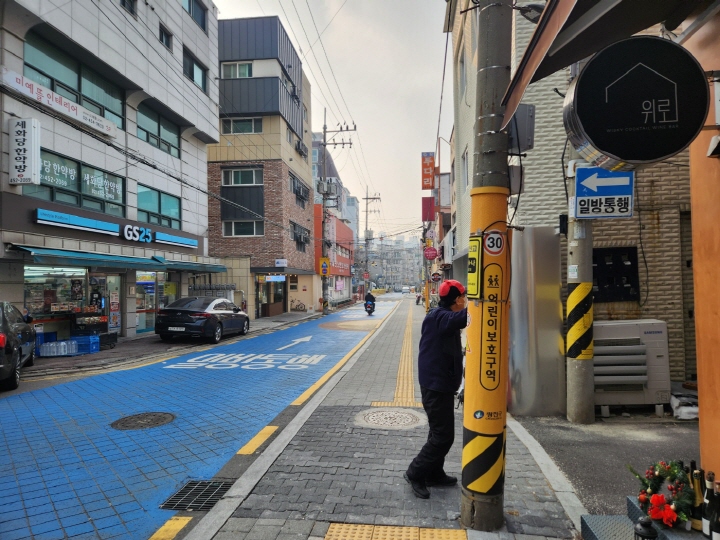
[566,281,595,423]
[566,282,593,359]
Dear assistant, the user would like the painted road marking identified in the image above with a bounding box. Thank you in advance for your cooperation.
[372,305,422,408]
[277,335,313,350]
[237,426,278,454]
[149,516,192,540]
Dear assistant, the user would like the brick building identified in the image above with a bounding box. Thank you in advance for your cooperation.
[207,16,316,319]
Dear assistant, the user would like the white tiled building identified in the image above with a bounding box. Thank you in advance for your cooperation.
[0,0,223,340]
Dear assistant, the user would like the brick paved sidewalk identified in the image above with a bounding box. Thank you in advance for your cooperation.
[180,299,581,540]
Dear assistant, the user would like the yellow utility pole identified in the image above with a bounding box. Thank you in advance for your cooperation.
[460,0,513,531]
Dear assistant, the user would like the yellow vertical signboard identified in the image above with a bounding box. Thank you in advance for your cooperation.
[466,238,481,299]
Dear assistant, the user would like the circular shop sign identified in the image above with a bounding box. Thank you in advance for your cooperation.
[564,36,709,170]
[430,272,442,283]
[483,230,505,257]
[424,247,438,260]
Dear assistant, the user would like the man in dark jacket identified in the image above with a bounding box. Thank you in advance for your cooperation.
[404,279,467,499]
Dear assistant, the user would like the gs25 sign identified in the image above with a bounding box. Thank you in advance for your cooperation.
[123,224,153,243]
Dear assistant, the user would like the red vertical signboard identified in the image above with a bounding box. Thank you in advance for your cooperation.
[422,196,435,222]
[421,152,435,190]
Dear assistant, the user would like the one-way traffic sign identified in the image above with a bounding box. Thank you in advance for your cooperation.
[575,167,634,219]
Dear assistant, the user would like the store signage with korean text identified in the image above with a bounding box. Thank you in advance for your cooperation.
[424,247,438,260]
[565,37,708,168]
[9,118,40,185]
[1,67,118,138]
[421,152,435,189]
[574,168,634,219]
[275,259,288,267]
[480,264,503,391]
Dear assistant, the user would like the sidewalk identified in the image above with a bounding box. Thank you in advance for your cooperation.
[21,310,321,378]
[176,299,584,540]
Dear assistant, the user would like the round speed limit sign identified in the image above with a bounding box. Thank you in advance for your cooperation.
[483,230,505,256]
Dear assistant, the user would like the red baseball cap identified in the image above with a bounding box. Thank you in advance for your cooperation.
[438,279,466,297]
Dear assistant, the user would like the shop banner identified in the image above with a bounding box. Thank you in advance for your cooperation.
[421,152,435,190]
[9,118,40,185]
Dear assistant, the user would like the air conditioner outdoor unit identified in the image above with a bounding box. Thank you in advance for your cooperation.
[593,319,671,406]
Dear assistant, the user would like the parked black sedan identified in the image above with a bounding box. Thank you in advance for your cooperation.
[155,297,250,343]
[0,302,36,391]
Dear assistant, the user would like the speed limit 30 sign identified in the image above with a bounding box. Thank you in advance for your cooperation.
[483,230,505,256]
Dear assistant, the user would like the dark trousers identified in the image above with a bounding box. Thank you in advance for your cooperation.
[406,386,455,481]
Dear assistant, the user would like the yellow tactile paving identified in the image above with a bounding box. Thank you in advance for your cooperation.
[418,529,466,539]
[370,401,423,408]
[371,307,421,408]
[325,524,467,540]
[326,523,375,539]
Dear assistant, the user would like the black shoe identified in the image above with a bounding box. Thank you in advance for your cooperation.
[426,473,457,487]
[403,472,430,499]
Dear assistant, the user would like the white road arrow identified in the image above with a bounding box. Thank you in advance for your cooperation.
[276,336,313,350]
[580,173,631,192]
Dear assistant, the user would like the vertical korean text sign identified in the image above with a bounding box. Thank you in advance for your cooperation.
[421,152,435,190]
[9,118,41,185]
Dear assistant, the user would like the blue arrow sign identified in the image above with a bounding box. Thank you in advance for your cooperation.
[575,167,634,219]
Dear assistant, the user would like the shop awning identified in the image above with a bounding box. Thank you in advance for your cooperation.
[14,246,226,273]
[152,256,226,274]
[501,0,699,128]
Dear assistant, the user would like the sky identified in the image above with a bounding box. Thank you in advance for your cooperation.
[213,0,455,242]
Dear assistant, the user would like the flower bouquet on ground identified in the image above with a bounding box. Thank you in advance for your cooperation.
[628,460,694,529]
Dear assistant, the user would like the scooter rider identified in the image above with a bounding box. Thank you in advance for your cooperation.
[364,291,376,311]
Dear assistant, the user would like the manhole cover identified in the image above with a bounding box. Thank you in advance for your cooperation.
[354,408,426,430]
[160,480,234,511]
[110,412,175,430]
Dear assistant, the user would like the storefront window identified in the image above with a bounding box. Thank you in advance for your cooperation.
[24,266,88,316]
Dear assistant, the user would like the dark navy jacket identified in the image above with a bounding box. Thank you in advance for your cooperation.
[418,306,468,393]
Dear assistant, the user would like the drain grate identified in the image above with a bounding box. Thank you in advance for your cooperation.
[160,480,233,511]
[110,412,175,430]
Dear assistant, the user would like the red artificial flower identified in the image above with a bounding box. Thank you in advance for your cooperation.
[661,505,677,527]
[648,494,668,521]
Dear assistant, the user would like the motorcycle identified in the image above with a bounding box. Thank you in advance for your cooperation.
[364,301,375,316]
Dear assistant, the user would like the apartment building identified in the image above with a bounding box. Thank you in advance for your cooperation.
[0,0,223,342]
[207,16,315,318]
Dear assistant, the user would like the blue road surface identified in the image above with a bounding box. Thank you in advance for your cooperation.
[0,303,395,539]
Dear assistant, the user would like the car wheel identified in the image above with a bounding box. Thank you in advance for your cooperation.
[25,347,35,367]
[208,323,222,344]
[160,334,174,342]
[240,318,250,335]
[1,351,20,391]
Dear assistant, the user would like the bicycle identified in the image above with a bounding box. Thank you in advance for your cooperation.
[290,298,306,311]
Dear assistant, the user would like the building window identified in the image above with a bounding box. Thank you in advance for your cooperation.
[23,32,124,129]
[286,126,293,144]
[290,221,310,252]
[223,220,264,237]
[312,164,319,178]
[120,0,136,14]
[312,148,319,162]
[137,102,181,157]
[137,185,181,229]
[183,49,206,92]
[221,62,252,79]
[182,0,206,31]
[222,168,263,186]
[290,175,310,209]
[23,149,125,216]
[221,118,262,134]
[159,25,172,50]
